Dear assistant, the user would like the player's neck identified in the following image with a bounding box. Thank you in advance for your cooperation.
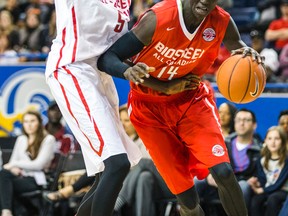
[181,0,201,33]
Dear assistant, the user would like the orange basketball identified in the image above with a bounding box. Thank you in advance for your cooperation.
[216,54,266,104]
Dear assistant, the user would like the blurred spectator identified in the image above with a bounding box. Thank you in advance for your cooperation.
[277,109,288,216]
[249,30,281,85]
[265,0,288,52]
[44,104,174,216]
[278,43,288,81]
[218,102,237,138]
[18,0,54,25]
[129,0,159,29]
[278,109,288,135]
[45,100,78,155]
[41,8,56,53]
[0,110,55,216]
[0,0,21,25]
[0,146,2,170]
[248,126,288,216]
[257,0,281,32]
[279,196,288,216]
[0,10,20,50]
[0,31,19,64]
[114,104,174,216]
[217,0,233,9]
[18,9,48,53]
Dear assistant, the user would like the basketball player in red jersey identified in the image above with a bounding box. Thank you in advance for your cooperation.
[98,0,265,215]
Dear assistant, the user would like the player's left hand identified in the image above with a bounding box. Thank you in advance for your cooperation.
[123,62,154,85]
[231,47,265,64]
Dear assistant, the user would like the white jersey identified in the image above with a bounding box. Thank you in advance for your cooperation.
[46,0,130,76]
[45,0,142,176]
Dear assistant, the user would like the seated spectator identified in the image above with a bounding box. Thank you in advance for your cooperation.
[218,102,237,138]
[18,9,48,54]
[0,31,19,64]
[195,108,262,212]
[44,104,174,216]
[41,8,56,53]
[217,0,233,9]
[45,100,78,155]
[257,0,281,32]
[250,29,281,85]
[248,126,288,216]
[265,0,288,52]
[278,109,288,135]
[43,171,95,203]
[114,104,174,216]
[277,109,288,216]
[0,10,20,51]
[279,196,288,216]
[278,43,288,81]
[0,0,21,25]
[129,0,158,29]
[0,146,2,170]
[0,110,55,216]
[18,0,54,25]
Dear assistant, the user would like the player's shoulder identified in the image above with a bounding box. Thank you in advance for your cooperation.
[150,0,178,14]
[210,5,230,19]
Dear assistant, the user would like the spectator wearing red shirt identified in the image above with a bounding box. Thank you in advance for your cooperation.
[265,0,288,51]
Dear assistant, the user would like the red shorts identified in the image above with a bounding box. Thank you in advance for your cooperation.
[128,82,230,195]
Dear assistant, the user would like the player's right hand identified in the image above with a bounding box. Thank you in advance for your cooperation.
[123,62,154,84]
[163,74,200,95]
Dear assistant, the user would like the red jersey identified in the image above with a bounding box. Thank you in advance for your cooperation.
[268,18,288,50]
[131,0,230,96]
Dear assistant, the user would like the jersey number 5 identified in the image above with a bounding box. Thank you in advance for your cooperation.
[114,11,125,33]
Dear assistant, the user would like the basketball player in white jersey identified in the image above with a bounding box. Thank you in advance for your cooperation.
[45,0,200,215]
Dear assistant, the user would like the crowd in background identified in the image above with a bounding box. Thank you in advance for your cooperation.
[0,0,288,215]
[0,101,287,216]
[0,0,288,84]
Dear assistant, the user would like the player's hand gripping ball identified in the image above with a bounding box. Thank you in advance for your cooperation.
[216,54,266,104]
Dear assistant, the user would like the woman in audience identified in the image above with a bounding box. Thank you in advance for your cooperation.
[248,126,288,216]
[0,10,19,51]
[0,110,55,216]
[218,102,237,138]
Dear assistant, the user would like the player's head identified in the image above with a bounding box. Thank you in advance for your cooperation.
[188,0,217,21]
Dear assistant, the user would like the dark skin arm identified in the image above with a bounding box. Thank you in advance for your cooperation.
[124,11,200,94]
[223,17,264,64]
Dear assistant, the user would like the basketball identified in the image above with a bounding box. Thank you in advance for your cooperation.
[216,54,266,104]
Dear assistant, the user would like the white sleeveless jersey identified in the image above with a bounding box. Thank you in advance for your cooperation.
[46,0,131,76]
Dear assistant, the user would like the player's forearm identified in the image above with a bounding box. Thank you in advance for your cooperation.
[140,77,171,94]
[97,31,145,79]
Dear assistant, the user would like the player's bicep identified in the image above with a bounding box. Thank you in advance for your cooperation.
[132,10,156,46]
[223,17,246,52]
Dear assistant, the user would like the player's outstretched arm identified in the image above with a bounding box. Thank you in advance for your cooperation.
[223,17,264,64]
[141,73,201,95]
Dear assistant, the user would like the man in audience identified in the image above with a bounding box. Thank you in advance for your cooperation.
[195,108,262,213]
[45,100,78,155]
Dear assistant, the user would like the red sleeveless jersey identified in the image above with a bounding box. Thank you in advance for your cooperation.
[131,0,230,96]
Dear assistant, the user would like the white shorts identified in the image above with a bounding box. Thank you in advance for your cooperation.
[46,58,142,176]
